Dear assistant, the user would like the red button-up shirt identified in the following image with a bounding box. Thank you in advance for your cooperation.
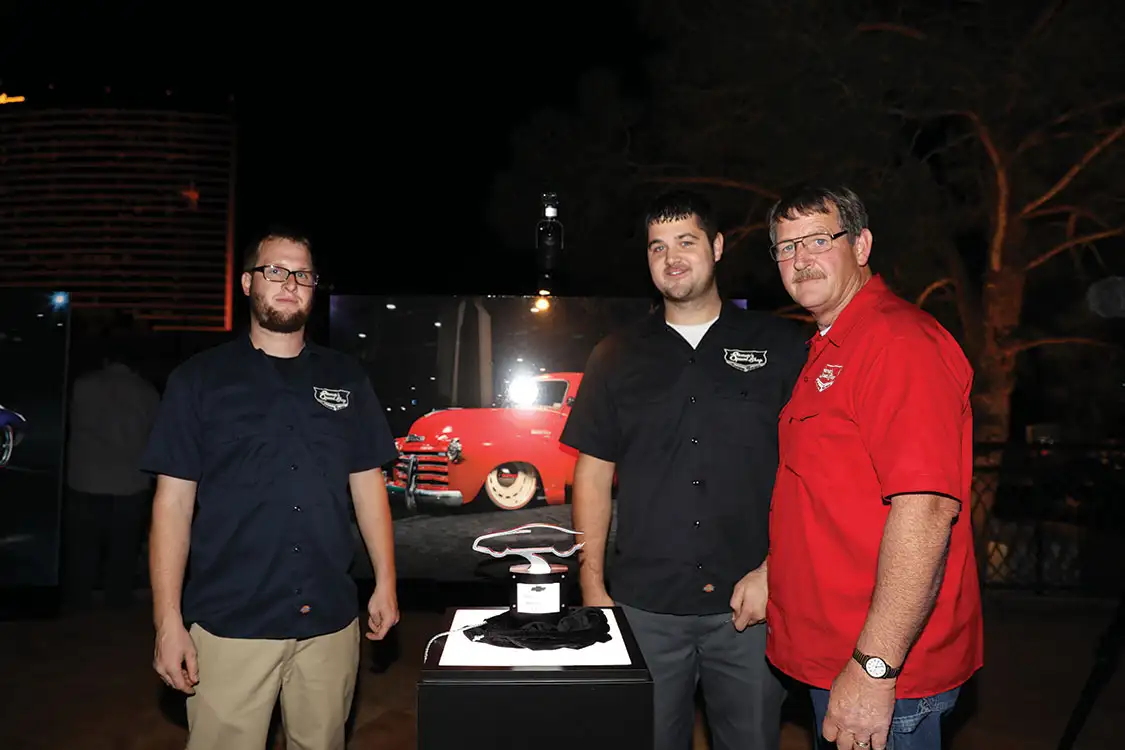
[766,275,984,698]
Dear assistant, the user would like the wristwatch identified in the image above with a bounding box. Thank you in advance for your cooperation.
[852,648,901,679]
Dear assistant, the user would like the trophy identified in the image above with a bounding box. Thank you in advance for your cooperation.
[473,523,583,625]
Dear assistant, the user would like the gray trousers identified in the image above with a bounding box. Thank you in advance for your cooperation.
[620,603,785,750]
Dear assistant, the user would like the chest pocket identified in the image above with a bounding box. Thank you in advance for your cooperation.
[712,380,776,446]
[306,403,355,467]
[780,409,821,477]
[613,372,679,442]
[197,385,284,487]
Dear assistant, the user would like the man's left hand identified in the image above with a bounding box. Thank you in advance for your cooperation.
[365,584,400,641]
[822,659,896,750]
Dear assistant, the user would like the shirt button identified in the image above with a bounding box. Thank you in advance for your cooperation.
[290,464,298,471]
[694,520,700,527]
[689,396,697,403]
[293,505,302,512]
[299,605,311,614]
[294,588,302,595]
[688,356,695,364]
[292,544,301,553]
[692,479,705,487]
[691,437,699,444]
[697,563,703,570]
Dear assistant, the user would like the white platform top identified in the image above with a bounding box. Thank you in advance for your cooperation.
[438,607,632,668]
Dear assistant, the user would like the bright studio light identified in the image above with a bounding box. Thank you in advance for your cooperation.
[506,376,540,407]
[533,296,550,312]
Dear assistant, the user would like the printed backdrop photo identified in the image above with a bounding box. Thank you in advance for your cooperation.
[0,291,71,589]
[329,294,662,583]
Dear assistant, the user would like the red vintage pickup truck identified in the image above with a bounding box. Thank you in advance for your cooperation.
[386,372,584,513]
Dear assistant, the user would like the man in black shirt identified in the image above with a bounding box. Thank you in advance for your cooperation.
[560,191,806,750]
[142,232,399,750]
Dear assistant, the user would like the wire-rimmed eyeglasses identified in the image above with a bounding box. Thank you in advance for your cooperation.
[251,264,319,288]
[769,230,849,262]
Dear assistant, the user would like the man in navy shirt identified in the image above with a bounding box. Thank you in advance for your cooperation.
[561,191,807,750]
[142,231,399,750]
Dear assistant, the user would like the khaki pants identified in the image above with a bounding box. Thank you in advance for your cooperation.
[185,618,361,750]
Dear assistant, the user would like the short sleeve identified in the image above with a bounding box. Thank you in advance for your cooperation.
[856,335,970,503]
[350,375,398,473]
[139,367,202,481]
[559,339,620,463]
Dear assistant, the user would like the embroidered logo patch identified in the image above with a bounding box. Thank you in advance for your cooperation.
[313,387,351,411]
[815,365,843,392]
[723,348,768,373]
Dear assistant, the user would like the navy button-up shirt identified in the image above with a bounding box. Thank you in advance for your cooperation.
[559,303,807,616]
[140,334,397,640]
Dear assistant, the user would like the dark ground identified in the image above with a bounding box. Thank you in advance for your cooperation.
[0,589,1122,749]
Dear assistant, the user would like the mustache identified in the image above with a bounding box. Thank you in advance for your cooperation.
[791,268,826,283]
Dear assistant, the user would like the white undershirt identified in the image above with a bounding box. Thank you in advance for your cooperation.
[820,325,832,336]
[667,316,719,349]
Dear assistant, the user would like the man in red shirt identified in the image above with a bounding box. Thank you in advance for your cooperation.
[763,184,984,750]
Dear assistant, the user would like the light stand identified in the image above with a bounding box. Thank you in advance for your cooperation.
[535,191,564,300]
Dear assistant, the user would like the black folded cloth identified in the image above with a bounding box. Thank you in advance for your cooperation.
[464,607,613,651]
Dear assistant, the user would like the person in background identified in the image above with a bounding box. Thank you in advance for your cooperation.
[763,184,983,750]
[63,335,161,610]
[561,190,807,750]
[141,231,399,750]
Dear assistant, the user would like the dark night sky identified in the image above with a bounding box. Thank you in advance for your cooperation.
[0,1,650,294]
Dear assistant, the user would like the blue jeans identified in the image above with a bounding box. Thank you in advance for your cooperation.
[810,685,960,750]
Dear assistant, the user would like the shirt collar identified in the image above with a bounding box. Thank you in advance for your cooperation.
[237,330,320,359]
[810,273,888,348]
[643,299,744,337]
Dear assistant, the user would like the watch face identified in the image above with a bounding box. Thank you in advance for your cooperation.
[865,657,888,678]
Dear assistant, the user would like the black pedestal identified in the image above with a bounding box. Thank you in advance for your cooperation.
[417,606,653,750]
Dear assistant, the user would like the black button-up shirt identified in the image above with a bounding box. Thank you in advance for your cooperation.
[560,302,807,616]
[140,334,396,639]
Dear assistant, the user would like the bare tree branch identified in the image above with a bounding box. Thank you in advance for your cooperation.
[916,278,954,308]
[1004,337,1119,358]
[725,222,768,240]
[1022,204,1110,227]
[959,111,1011,273]
[855,22,927,40]
[1024,0,1069,41]
[1020,122,1125,216]
[636,176,779,200]
[887,108,1010,272]
[918,132,977,163]
[721,222,770,255]
[1024,227,1125,271]
[1015,95,1125,156]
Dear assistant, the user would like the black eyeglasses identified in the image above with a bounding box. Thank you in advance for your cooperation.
[251,264,319,288]
[769,230,849,262]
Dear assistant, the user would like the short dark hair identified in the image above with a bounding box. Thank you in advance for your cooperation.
[766,184,868,244]
[243,228,315,272]
[644,189,720,243]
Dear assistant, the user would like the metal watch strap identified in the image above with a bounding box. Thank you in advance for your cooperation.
[852,648,902,679]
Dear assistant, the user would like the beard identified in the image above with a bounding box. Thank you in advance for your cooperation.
[251,289,311,334]
[659,262,717,303]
